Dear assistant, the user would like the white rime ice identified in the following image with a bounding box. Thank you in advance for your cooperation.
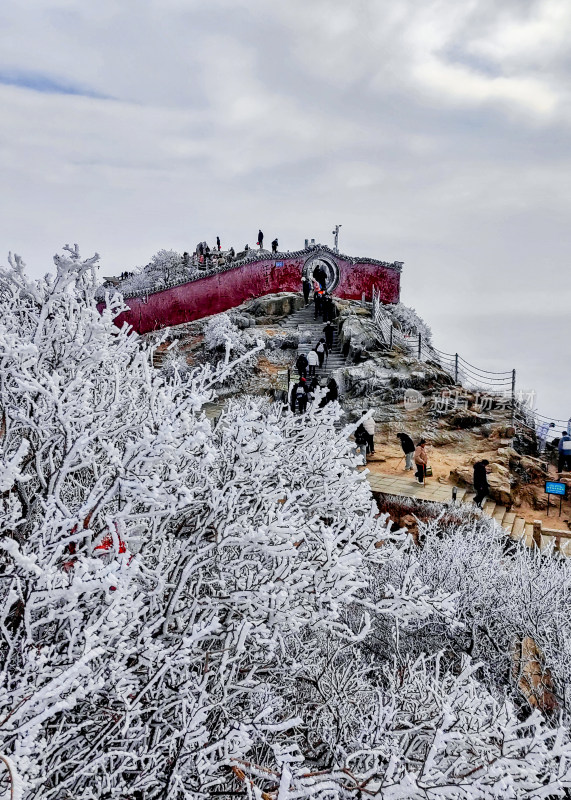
[1,247,571,798]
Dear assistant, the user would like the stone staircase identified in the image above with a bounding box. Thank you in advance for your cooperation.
[459,491,563,552]
[281,302,346,383]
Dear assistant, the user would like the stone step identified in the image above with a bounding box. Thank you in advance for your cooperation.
[502,512,516,534]
[462,491,476,504]
[483,500,496,517]
[511,517,526,542]
[524,522,534,548]
[492,505,507,526]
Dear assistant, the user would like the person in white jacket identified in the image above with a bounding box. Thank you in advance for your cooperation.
[363,414,375,455]
[307,348,319,377]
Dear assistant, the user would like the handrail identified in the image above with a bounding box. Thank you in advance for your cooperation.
[370,285,565,444]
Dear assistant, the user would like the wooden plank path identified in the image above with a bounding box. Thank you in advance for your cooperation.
[365,472,465,503]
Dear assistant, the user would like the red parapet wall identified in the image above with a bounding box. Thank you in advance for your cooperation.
[104,247,401,334]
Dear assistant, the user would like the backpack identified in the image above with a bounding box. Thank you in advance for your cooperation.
[355,424,367,446]
[316,343,325,353]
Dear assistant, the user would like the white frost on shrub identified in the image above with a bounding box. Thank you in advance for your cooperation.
[2,246,571,798]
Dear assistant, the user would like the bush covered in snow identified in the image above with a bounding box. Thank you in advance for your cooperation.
[2,247,571,798]
[110,249,193,296]
[389,301,433,343]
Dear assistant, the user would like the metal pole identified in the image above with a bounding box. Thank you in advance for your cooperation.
[454,354,459,384]
[418,332,422,360]
[389,326,393,349]
[511,369,516,424]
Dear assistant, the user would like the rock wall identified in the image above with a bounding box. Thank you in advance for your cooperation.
[101,246,401,334]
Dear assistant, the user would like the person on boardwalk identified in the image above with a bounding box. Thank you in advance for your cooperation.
[363,415,376,456]
[473,459,490,507]
[295,352,308,379]
[558,431,571,473]
[302,276,311,304]
[307,348,318,377]
[414,439,428,483]
[272,238,278,253]
[397,432,415,471]
[216,236,221,251]
[354,423,368,464]
[316,338,327,368]
[258,230,264,249]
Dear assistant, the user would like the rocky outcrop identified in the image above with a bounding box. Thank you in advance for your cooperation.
[450,464,512,506]
[241,292,305,323]
[338,314,386,362]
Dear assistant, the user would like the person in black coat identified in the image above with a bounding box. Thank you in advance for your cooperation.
[397,432,415,471]
[258,230,264,249]
[216,236,221,251]
[302,276,311,304]
[272,238,278,253]
[295,352,308,379]
[323,321,334,349]
[291,378,308,413]
[473,460,490,507]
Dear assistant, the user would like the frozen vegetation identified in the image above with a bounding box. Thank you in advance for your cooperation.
[2,247,571,798]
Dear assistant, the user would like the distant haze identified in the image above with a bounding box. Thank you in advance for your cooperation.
[0,0,569,420]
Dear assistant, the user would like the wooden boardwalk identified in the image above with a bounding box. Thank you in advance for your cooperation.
[366,472,464,503]
[365,470,571,556]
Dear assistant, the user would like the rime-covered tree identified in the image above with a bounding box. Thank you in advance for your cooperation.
[2,247,571,799]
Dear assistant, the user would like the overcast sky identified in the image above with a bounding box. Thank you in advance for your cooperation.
[0,0,569,420]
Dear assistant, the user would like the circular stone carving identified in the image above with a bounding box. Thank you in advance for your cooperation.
[302,253,340,292]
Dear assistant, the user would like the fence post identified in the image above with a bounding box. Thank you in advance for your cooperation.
[511,369,516,424]
[389,326,393,349]
[454,353,459,384]
[532,520,542,550]
[418,332,422,360]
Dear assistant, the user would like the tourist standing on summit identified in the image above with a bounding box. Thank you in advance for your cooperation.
[363,415,376,456]
[272,238,278,253]
[558,431,571,473]
[216,236,221,251]
[414,439,429,483]
[397,432,415,471]
[258,230,264,249]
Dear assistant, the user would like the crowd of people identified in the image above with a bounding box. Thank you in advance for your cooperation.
[290,375,339,414]
[191,230,282,270]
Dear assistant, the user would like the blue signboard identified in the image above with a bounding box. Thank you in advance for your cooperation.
[275,261,284,267]
[545,481,567,496]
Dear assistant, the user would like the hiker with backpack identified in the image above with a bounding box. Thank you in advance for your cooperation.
[291,378,309,414]
[307,348,319,377]
[354,422,368,464]
[316,339,327,368]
